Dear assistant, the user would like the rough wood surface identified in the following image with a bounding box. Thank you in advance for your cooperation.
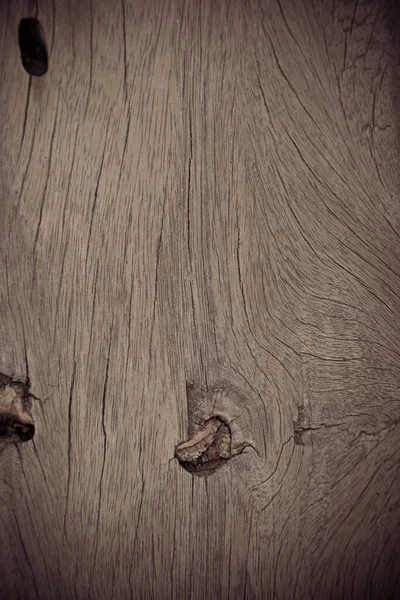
[1,0,400,598]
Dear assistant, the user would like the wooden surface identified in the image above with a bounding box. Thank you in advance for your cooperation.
[1,0,400,598]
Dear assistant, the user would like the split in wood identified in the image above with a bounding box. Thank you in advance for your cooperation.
[293,405,305,445]
[18,19,48,77]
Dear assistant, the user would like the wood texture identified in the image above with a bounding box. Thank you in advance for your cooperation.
[1,0,400,598]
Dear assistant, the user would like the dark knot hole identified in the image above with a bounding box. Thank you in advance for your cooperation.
[18,18,48,76]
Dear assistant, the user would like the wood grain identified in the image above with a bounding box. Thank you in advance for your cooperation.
[1,0,399,598]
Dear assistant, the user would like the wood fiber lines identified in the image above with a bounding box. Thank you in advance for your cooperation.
[0,0,399,598]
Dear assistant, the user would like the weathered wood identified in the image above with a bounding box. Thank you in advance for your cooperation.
[1,0,399,598]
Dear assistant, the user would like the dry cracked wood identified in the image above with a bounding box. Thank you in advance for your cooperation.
[0,0,399,598]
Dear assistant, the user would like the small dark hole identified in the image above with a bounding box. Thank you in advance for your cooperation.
[18,18,48,77]
[14,423,35,442]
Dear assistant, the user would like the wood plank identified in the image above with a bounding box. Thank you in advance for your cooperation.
[0,0,399,598]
